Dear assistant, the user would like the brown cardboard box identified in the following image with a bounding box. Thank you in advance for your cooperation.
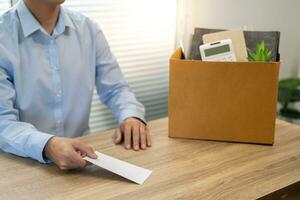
[169,48,280,145]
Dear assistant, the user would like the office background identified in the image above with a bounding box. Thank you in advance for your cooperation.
[0,0,299,131]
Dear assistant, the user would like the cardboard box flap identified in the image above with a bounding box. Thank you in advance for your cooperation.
[171,48,184,60]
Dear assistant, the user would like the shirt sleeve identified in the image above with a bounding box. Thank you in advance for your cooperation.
[0,67,54,163]
[94,26,146,124]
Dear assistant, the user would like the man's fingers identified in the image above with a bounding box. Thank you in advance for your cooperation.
[69,151,87,169]
[72,141,97,159]
[146,127,152,147]
[124,124,132,149]
[45,137,98,171]
[57,150,86,170]
[133,124,140,151]
[77,150,86,157]
[114,127,122,144]
[140,125,146,150]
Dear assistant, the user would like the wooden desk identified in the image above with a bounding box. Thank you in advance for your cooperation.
[0,118,299,200]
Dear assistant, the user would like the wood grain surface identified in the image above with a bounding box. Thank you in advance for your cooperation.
[0,118,299,200]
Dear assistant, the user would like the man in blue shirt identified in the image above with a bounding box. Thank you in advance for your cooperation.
[0,0,151,170]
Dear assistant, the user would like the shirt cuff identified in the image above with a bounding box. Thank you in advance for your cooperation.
[24,131,54,164]
[118,109,146,125]
[132,117,147,126]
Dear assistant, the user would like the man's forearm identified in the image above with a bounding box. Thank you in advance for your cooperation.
[0,120,53,163]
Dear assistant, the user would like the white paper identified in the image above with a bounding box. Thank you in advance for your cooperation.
[84,151,152,185]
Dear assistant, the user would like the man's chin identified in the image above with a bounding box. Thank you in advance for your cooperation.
[56,0,66,5]
[44,0,66,6]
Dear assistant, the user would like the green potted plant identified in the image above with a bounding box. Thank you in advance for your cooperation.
[278,78,300,120]
[247,41,272,62]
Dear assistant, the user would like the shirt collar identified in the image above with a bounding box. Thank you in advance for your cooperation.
[60,7,75,30]
[16,0,75,38]
[53,6,75,36]
[16,0,40,37]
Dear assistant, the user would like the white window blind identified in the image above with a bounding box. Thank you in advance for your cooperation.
[0,0,10,13]
[63,0,177,132]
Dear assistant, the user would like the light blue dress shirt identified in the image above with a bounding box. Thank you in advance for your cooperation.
[0,1,145,163]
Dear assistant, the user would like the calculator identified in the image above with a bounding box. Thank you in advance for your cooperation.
[199,39,237,62]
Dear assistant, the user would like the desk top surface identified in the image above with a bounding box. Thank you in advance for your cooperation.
[0,118,299,200]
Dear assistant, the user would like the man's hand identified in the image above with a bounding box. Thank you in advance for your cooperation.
[44,137,97,170]
[114,118,152,151]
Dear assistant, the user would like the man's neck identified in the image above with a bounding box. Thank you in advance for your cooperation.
[24,0,60,35]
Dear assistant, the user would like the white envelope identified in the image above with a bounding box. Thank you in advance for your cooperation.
[84,151,152,185]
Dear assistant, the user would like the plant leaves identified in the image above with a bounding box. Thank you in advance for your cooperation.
[247,41,273,62]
